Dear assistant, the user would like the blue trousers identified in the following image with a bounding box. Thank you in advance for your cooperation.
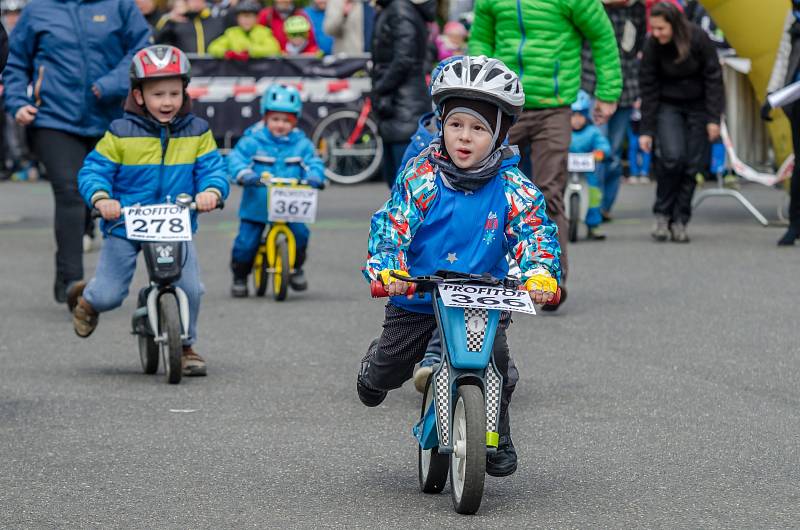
[627,125,652,177]
[599,106,634,214]
[231,219,310,266]
[585,170,603,228]
[83,237,205,346]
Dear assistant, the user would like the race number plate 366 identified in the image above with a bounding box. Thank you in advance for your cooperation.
[124,204,192,242]
[438,283,536,315]
[568,153,596,173]
[269,187,318,224]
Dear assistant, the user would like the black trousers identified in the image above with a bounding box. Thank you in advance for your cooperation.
[652,103,710,224]
[363,303,519,434]
[33,128,100,286]
[785,103,800,229]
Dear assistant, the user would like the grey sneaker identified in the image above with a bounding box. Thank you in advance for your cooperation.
[652,215,670,242]
[671,222,690,243]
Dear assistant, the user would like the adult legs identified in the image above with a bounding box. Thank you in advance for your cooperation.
[673,109,709,225]
[780,103,800,244]
[600,107,634,214]
[652,105,688,222]
[509,107,571,281]
[33,128,100,301]
[382,141,409,188]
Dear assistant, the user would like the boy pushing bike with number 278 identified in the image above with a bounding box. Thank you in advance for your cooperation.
[69,45,230,377]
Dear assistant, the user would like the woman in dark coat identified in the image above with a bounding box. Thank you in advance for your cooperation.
[4,0,150,303]
[370,0,435,187]
[639,1,723,243]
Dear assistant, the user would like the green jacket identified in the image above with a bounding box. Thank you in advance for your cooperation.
[469,0,622,109]
[208,26,281,58]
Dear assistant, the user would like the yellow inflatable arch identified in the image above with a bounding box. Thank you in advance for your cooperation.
[700,0,792,163]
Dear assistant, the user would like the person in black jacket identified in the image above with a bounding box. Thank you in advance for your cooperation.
[639,1,723,243]
[154,0,226,55]
[370,0,435,188]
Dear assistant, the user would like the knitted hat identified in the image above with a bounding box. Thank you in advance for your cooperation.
[440,97,513,152]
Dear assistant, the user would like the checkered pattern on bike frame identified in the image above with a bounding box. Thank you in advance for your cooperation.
[484,364,502,437]
[434,362,450,447]
[464,308,489,352]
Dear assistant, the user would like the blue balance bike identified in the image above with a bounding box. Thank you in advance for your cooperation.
[371,271,560,514]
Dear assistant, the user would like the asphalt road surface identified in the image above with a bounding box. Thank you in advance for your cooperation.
[1,179,798,528]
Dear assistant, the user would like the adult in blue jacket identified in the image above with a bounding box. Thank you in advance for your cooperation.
[4,0,150,303]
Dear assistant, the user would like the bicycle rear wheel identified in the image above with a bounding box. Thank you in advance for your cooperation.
[419,376,449,493]
[312,109,383,185]
[253,246,268,297]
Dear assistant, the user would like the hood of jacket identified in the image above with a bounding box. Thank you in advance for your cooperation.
[377,0,436,22]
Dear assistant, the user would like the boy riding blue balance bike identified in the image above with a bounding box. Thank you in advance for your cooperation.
[357,56,562,514]
[69,45,230,377]
[228,84,326,297]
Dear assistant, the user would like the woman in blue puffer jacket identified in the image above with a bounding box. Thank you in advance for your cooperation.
[3,0,150,303]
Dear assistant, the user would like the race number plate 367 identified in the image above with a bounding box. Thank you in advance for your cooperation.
[438,283,536,315]
[568,153,596,173]
[269,187,318,224]
[124,204,192,242]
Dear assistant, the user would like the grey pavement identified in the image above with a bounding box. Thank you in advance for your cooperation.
[0,179,798,528]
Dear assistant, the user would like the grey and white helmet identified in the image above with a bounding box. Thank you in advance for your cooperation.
[430,55,525,117]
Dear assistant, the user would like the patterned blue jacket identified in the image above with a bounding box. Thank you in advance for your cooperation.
[364,151,561,313]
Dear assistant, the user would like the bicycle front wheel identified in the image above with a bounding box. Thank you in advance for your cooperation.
[273,235,290,302]
[450,384,486,514]
[312,109,383,185]
[159,294,182,385]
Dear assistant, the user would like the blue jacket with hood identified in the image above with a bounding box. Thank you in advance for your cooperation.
[77,94,230,238]
[4,0,151,138]
[228,125,326,224]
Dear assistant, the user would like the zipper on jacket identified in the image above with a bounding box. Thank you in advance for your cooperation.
[553,60,561,103]
[159,125,170,201]
[194,17,205,54]
[515,0,526,78]
[69,3,90,127]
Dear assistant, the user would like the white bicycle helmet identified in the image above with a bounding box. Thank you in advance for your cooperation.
[431,55,525,117]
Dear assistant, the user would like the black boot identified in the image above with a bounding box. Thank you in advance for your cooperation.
[486,434,517,477]
[230,261,251,298]
[778,226,799,246]
[290,247,308,291]
[356,338,387,407]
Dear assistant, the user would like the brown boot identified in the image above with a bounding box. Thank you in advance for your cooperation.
[66,280,86,312]
[72,297,98,338]
[182,346,207,376]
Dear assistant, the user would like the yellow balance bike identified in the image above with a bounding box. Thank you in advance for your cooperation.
[252,173,319,301]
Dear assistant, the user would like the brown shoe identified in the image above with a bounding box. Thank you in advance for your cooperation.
[72,297,98,338]
[66,280,86,312]
[182,346,207,377]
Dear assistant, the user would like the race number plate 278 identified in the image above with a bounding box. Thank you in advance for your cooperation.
[269,187,318,224]
[438,283,536,315]
[124,204,192,242]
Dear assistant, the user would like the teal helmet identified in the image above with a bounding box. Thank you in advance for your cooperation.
[260,84,302,116]
[571,90,592,117]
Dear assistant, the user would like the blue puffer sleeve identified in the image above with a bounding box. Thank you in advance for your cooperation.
[3,8,35,117]
[227,134,259,182]
[93,1,152,101]
[194,130,230,200]
[77,131,123,207]
[592,127,612,157]
[363,159,438,282]
[503,168,562,282]
[297,137,326,188]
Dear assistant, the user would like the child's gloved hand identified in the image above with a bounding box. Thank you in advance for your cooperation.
[524,270,557,305]
[307,176,325,190]
[195,191,219,212]
[236,171,261,187]
[379,269,412,297]
[95,198,122,221]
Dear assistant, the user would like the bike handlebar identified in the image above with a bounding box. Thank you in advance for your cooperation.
[91,194,225,220]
